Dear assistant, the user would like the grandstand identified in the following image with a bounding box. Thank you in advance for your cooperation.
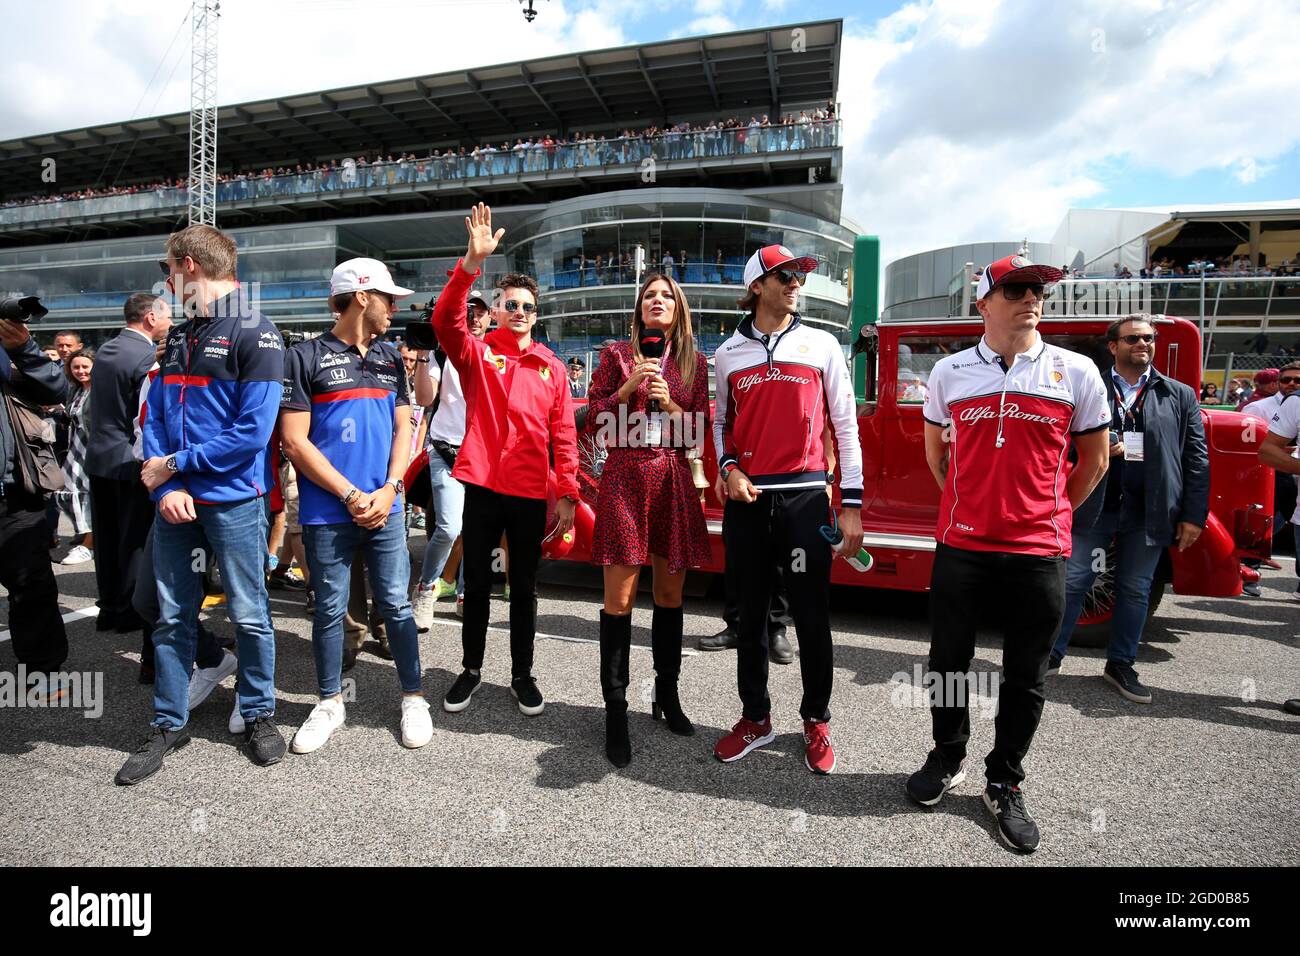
[0,20,855,367]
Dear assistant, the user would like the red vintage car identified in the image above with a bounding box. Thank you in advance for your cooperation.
[407,313,1272,647]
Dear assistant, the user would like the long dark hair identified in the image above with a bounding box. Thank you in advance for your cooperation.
[631,272,696,383]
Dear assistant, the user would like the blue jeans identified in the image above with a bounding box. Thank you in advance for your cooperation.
[419,449,465,588]
[152,497,276,730]
[1053,509,1165,665]
[303,518,421,698]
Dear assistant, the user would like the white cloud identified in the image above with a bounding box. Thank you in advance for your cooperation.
[0,0,644,140]
[836,0,1300,272]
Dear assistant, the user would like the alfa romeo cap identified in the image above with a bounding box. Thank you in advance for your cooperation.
[742,244,819,288]
[975,254,1064,300]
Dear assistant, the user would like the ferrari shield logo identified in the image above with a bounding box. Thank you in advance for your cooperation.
[539,366,551,381]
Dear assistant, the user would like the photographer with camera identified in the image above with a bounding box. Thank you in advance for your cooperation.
[0,295,71,684]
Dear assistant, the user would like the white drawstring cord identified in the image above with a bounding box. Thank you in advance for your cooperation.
[995,365,1010,449]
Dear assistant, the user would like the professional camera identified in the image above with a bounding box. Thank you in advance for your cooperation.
[0,294,48,323]
[280,328,307,347]
[405,300,439,351]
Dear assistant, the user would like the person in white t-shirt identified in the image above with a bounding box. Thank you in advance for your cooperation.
[410,288,491,630]
[1244,362,1300,540]
[1258,388,1300,715]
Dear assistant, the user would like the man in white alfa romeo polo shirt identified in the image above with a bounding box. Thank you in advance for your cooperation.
[905,254,1111,853]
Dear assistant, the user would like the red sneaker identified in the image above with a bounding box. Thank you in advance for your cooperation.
[803,719,835,774]
[714,716,775,763]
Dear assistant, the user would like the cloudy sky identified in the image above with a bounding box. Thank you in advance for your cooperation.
[2,0,1297,267]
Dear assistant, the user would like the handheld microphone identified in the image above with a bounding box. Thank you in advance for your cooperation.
[638,331,667,447]
[638,331,666,413]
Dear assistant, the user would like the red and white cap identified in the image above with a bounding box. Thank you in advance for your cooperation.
[975,254,1064,300]
[742,244,819,288]
[329,257,413,297]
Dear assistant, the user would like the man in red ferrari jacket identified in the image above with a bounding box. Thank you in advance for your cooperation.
[434,203,579,717]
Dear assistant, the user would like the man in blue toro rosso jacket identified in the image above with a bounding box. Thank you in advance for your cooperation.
[115,224,286,785]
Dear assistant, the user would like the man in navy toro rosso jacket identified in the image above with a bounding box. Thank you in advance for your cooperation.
[710,243,864,776]
[116,224,286,786]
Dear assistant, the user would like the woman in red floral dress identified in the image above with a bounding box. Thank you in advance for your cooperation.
[586,273,711,767]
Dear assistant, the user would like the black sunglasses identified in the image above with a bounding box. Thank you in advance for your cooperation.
[769,269,807,286]
[1279,376,1300,385]
[999,282,1046,301]
[157,259,171,277]
[1119,333,1157,345]
[504,299,537,314]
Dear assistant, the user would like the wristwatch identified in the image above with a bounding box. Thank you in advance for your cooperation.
[385,477,405,495]
[165,455,179,473]
[720,462,737,482]
[826,470,836,485]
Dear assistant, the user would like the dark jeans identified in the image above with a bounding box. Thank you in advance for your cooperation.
[89,472,153,626]
[723,489,835,722]
[460,483,546,679]
[0,487,67,672]
[928,543,1066,786]
[723,555,791,637]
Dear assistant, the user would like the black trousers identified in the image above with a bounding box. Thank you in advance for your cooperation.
[89,472,153,626]
[927,543,1066,786]
[723,554,792,636]
[460,483,546,679]
[724,489,835,722]
[0,486,67,672]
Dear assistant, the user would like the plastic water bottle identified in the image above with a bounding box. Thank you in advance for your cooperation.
[818,525,873,573]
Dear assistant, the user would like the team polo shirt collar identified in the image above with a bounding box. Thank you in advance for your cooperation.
[975,334,1046,369]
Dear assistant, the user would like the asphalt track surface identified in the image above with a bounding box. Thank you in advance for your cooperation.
[2,530,1297,867]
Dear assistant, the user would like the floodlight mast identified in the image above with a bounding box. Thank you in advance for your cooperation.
[188,1,220,226]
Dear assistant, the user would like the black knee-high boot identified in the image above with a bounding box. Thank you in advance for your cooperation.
[599,610,632,767]
[650,603,694,736]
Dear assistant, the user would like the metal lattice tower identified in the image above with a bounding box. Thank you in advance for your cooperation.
[188,1,220,226]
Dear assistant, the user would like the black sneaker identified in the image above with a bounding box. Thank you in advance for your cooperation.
[983,783,1040,853]
[1103,661,1153,704]
[510,676,545,716]
[1046,652,1062,675]
[443,669,482,713]
[115,725,191,786]
[698,627,738,651]
[244,716,286,766]
[1242,581,1262,597]
[1283,699,1300,716]
[905,749,966,806]
[341,646,358,673]
[769,629,794,665]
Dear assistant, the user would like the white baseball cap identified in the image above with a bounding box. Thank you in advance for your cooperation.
[329,257,413,298]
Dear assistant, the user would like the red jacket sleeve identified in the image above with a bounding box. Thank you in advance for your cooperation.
[549,361,580,499]
[432,260,481,376]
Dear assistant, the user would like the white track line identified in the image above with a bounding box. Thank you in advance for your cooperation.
[0,605,99,643]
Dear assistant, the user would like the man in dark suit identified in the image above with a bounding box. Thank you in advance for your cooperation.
[1050,314,1209,703]
[86,293,172,679]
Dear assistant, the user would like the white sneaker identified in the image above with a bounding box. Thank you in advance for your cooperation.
[400,696,433,749]
[60,544,93,565]
[411,584,436,633]
[291,698,346,754]
[188,650,237,710]
[228,699,245,736]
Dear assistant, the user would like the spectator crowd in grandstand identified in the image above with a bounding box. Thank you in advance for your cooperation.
[2,107,838,210]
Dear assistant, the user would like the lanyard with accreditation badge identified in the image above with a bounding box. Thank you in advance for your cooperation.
[1113,376,1152,463]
